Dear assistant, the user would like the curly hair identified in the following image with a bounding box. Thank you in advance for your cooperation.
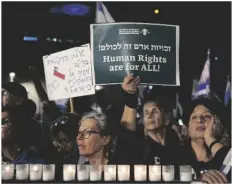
[186,97,230,146]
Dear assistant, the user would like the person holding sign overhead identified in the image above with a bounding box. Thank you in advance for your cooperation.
[120,74,182,165]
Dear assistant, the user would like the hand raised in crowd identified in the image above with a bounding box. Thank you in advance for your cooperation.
[122,74,140,94]
[201,170,228,184]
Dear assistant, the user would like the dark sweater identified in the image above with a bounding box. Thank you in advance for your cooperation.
[179,144,231,181]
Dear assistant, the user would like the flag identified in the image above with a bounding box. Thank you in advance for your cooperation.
[95,2,115,23]
[191,78,199,100]
[195,49,211,97]
[224,76,231,106]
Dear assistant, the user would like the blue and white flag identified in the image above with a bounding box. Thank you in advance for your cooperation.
[195,49,211,97]
[95,2,115,23]
[224,76,231,106]
[220,148,232,175]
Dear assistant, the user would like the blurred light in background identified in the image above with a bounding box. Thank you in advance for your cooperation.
[178,119,184,126]
[148,85,153,90]
[63,4,90,16]
[23,36,38,42]
[66,39,74,43]
[53,38,57,42]
[50,4,90,16]
[154,9,159,14]
[95,85,104,91]
[9,72,16,82]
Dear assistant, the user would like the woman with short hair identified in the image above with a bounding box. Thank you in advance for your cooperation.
[76,110,139,166]
[77,112,115,165]
[120,74,182,165]
[180,96,230,183]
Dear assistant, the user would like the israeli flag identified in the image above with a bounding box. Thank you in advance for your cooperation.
[95,2,115,23]
[224,76,231,106]
[195,49,211,97]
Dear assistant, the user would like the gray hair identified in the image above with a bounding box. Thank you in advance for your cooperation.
[80,111,117,158]
[80,111,111,136]
[138,100,173,126]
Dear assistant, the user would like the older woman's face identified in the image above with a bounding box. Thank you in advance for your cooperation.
[143,102,164,131]
[76,118,106,157]
[188,105,214,140]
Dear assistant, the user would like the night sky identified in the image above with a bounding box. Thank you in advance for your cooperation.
[2,1,231,109]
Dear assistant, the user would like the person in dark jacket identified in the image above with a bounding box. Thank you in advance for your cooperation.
[120,74,181,165]
[180,96,230,183]
[2,114,44,164]
[51,113,81,164]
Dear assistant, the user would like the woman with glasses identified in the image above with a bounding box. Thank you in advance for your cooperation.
[180,97,230,183]
[76,111,139,166]
[77,112,115,165]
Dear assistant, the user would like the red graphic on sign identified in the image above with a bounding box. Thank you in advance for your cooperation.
[54,67,65,80]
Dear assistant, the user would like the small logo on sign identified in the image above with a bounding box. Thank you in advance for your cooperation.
[119,29,140,35]
[141,29,150,35]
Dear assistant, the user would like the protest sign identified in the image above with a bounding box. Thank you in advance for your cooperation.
[91,23,180,86]
[43,44,95,101]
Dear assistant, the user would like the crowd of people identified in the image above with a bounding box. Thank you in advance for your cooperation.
[2,72,231,183]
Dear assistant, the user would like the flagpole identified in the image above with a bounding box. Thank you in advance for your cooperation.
[70,98,74,113]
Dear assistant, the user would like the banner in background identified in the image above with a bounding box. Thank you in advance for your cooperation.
[43,44,95,101]
[91,23,180,86]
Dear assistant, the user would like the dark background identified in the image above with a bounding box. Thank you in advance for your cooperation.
[2,1,231,109]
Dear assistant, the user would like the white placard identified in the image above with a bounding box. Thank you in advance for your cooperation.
[43,44,95,101]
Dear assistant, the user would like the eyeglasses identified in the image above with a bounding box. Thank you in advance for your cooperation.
[77,130,101,139]
[190,114,213,122]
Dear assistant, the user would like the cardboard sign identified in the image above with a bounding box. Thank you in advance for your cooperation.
[43,44,95,101]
